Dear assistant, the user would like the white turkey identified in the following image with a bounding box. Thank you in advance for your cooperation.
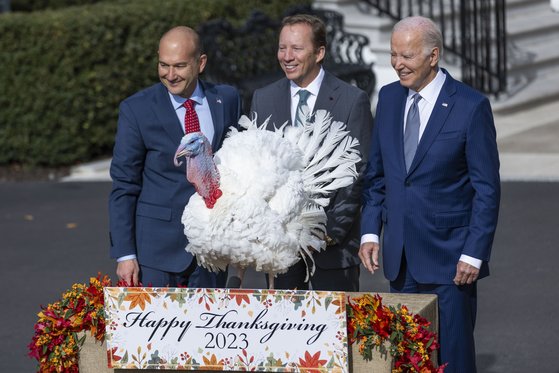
[174,109,360,288]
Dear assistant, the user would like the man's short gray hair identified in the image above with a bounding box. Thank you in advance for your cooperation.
[393,16,443,58]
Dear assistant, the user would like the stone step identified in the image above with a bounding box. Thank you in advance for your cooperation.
[507,35,559,75]
[506,0,551,15]
[493,99,559,140]
[492,69,559,114]
[507,2,559,41]
[500,0,559,111]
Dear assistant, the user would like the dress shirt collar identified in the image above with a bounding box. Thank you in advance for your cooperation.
[407,68,446,105]
[289,67,325,99]
[168,81,205,110]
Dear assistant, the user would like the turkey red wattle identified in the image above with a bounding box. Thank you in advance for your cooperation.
[175,132,223,209]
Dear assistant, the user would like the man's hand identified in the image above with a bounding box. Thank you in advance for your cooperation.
[358,242,380,274]
[453,260,479,286]
[116,259,140,286]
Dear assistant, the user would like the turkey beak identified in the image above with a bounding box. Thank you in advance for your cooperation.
[174,142,188,167]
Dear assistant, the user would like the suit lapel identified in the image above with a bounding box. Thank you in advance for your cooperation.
[407,73,457,174]
[391,88,408,174]
[273,79,292,126]
[315,71,340,111]
[152,83,184,143]
[202,81,225,149]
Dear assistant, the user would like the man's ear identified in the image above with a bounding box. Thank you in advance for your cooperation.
[430,47,440,67]
[316,46,326,64]
[198,54,208,74]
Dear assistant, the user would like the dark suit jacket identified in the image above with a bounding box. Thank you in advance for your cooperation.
[251,71,373,269]
[109,81,241,276]
[361,69,500,284]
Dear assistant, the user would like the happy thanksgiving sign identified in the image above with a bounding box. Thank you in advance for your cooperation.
[104,287,348,372]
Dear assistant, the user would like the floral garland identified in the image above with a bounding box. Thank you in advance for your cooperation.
[347,293,446,372]
[28,274,112,373]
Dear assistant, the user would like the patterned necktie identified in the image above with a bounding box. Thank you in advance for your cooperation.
[404,93,422,172]
[294,89,311,126]
[183,99,201,134]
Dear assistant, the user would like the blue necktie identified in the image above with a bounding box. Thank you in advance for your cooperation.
[294,89,311,126]
[404,93,422,172]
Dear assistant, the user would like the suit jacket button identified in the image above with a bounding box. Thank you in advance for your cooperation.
[405,181,411,187]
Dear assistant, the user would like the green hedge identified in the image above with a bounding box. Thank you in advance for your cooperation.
[0,0,309,167]
[9,0,104,12]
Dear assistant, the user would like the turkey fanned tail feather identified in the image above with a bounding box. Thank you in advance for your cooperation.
[180,110,361,278]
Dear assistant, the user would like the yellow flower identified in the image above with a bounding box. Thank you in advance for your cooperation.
[417,342,425,355]
[29,274,112,373]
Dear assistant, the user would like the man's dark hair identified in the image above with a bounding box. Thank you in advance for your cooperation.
[281,14,327,51]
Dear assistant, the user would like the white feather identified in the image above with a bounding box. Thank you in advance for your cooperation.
[180,111,361,278]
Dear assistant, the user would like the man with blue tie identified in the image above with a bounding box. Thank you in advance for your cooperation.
[359,16,500,372]
[109,26,241,287]
[251,14,373,291]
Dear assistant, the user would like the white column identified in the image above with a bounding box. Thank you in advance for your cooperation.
[552,0,559,13]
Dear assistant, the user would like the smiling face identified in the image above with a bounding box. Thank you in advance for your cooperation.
[390,29,439,92]
[158,28,207,98]
[277,23,325,88]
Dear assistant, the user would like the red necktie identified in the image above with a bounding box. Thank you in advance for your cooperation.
[183,99,201,134]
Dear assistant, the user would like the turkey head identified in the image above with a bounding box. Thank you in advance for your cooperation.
[174,132,222,209]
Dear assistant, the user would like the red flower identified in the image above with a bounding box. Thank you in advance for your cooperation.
[347,294,445,372]
[229,289,252,306]
[298,351,328,371]
[28,273,113,372]
[108,346,122,362]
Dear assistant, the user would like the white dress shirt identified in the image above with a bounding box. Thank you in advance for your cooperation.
[289,67,325,122]
[169,81,215,141]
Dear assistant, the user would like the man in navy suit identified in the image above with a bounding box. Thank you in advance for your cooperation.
[251,14,373,291]
[109,26,241,287]
[359,17,500,372]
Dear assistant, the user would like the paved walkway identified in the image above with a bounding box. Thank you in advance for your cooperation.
[2,181,556,372]
[61,100,559,182]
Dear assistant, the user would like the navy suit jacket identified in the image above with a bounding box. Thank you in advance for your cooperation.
[251,71,373,269]
[109,81,241,275]
[361,70,500,284]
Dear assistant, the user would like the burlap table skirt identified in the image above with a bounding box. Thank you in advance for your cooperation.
[79,292,437,373]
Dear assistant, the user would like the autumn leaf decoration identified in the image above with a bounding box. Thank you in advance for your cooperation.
[298,351,328,373]
[347,294,447,373]
[28,273,112,373]
[124,289,152,310]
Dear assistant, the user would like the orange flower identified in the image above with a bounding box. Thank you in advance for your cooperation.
[298,351,328,372]
[202,353,224,370]
[330,297,345,314]
[124,289,152,310]
[229,289,252,306]
[29,273,111,373]
[347,294,445,372]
